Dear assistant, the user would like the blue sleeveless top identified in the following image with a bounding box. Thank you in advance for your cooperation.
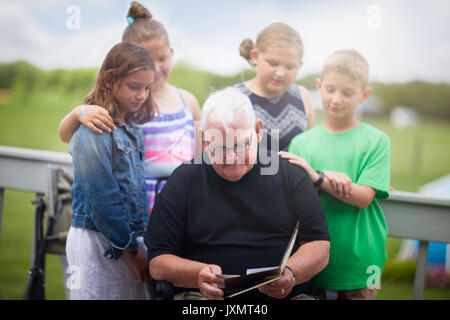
[235,83,307,151]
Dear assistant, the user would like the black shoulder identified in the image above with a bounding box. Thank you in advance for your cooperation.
[279,155,309,177]
[166,156,206,186]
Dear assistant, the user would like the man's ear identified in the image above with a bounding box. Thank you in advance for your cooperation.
[255,119,263,143]
[198,127,207,152]
[193,121,204,154]
[103,72,113,89]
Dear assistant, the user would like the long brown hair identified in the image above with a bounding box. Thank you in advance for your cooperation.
[84,42,157,125]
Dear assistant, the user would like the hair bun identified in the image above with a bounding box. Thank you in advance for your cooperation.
[239,38,254,64]
[127,1,152,20]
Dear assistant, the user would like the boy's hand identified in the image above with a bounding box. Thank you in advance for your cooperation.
[123,250,151,283]
[324,171,353,198]
[278,151,319,182]
[77,105,116,134]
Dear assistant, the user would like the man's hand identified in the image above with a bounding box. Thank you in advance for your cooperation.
[258,268,295,299]
[197,264,225,300]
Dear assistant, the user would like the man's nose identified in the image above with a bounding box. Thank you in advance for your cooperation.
[224,149,239,164]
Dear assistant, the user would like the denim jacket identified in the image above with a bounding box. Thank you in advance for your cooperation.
[69,121,148,260]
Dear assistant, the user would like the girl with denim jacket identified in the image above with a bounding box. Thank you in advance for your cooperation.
[59,2,201,217]
[66,41,157,299]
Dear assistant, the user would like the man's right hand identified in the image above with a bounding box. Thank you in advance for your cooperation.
[197,264,225,300]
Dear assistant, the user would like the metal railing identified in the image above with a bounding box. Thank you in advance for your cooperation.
[378,192,450,299]
[0,145,449,300]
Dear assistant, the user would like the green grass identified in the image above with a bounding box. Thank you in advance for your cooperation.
[0,90,83,152]
[0,190,66,299]
[377,279,450,300]
[1,92,449,300]
[366,117,450,191]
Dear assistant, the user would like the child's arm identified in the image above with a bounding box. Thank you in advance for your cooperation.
[322,170,353,198]
[279,151,375,209]
[181,89,202,155]
[181,89,201,122]
[299,85,315,129]
[59,105,116,143]
[320,177,376,209]
[279,151,352,197]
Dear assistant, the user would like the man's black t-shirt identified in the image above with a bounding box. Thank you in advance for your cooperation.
[146,150,329,299]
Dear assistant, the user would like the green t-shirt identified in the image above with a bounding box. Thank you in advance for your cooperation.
[289,123,391,290]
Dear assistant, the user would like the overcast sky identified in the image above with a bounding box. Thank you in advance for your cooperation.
[1,0,450,83]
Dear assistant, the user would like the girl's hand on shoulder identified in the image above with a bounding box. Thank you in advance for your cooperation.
[78,105,116,134]
[323,171,353,198]
[278,151,318,182]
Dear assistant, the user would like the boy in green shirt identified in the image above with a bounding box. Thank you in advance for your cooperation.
[281,49,390,300]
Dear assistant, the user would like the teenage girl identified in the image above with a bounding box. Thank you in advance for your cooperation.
[59,1,201,215]
[66,42,156,299]
[237,24,351,209]
[236,23,315,151]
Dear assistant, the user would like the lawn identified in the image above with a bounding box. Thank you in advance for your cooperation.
[0,93,449,300]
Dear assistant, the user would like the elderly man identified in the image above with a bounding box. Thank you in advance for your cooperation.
[145,87,330,300]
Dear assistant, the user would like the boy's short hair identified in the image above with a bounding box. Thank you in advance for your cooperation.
[321,49,369,89]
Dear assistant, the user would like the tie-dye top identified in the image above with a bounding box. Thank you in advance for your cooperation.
[138,89,195,215]
[235,82,307,151]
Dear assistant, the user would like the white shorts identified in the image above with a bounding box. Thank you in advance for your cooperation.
[65,226,150,300]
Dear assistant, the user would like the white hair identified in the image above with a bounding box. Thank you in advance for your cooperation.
[201,87,255,133]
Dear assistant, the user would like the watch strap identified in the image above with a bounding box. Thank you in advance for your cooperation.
[313,170,325,188]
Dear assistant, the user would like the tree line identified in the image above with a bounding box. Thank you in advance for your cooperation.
[1,60,449,120]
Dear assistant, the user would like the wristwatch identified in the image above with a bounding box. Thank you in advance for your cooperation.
[313,170,325,188]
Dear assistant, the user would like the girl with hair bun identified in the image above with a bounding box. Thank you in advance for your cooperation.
[235,23,315,152]
[59,1,201,216]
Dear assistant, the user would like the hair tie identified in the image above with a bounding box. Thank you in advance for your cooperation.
[127,16,135,25]
[78,108,87,119]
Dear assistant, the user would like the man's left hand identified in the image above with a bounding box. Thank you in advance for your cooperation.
[258,268,295,299]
